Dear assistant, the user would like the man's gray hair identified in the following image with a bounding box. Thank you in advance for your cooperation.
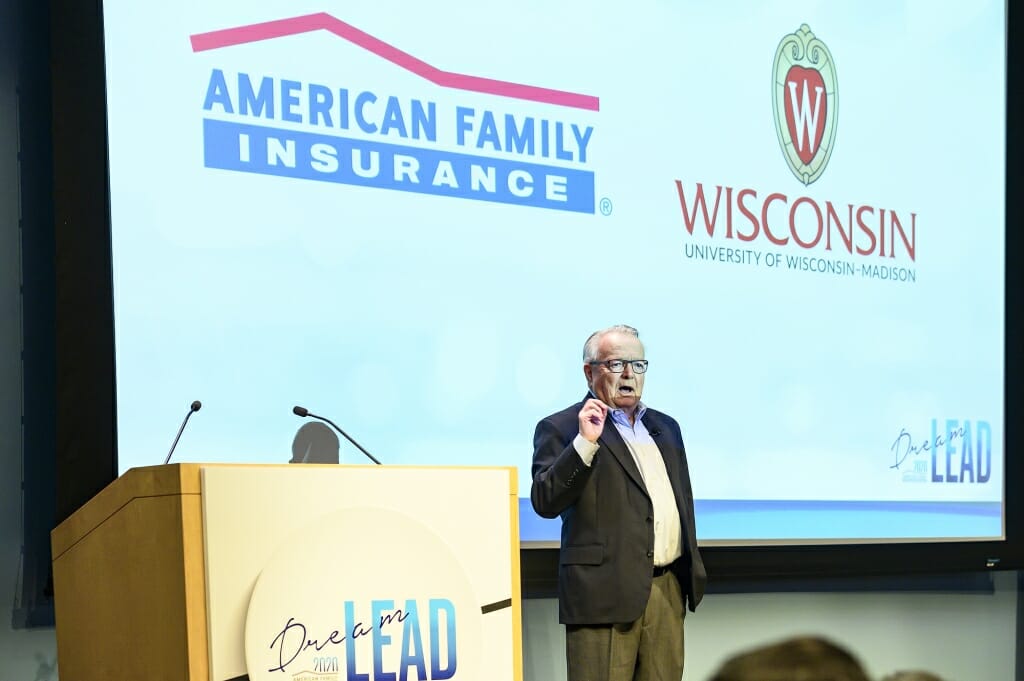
[583,325,641,362]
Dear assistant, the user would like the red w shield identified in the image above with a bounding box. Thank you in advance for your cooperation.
[783,66,827,165]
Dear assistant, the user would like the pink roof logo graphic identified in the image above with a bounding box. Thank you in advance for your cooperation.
[191,12,600,112]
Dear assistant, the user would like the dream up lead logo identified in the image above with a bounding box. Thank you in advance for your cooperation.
[772,25,838,185]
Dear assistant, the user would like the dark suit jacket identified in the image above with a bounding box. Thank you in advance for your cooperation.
[531,398,706,625]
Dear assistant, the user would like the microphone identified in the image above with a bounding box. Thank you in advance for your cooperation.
[293,405,382,465]
[164,400,202,465]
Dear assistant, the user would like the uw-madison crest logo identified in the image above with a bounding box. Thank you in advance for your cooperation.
[772,25,838,185]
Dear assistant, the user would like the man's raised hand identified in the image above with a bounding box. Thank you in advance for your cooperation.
[578,398,609,443]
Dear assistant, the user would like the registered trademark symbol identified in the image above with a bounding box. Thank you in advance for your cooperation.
[599,197,613,216]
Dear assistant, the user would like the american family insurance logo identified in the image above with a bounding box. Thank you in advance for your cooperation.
[191,13,598,213]
[772,24,837,186]
[674,24,918,283]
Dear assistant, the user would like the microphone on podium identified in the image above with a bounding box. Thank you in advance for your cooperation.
[292,405,382,465]
[163,400,202,465]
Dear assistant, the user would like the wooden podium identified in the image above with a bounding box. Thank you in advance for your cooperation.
[51,463,522,681]
[51,464,211,679]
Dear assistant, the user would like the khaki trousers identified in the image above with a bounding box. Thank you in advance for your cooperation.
[565,572,686,681]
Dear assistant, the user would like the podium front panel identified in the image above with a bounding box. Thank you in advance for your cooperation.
[201,464,522,681]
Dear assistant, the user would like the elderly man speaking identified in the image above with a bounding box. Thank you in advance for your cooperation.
[531,324,706,681]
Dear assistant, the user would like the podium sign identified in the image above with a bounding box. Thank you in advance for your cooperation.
[202,465,521,681]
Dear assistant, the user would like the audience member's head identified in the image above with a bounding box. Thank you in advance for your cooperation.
[290,422,339,463]
[708,635,871,681]
[880,672,946,681]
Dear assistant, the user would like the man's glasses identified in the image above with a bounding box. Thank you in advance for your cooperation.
[589,359,649,374]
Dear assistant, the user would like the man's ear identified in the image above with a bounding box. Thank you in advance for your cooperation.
[583,363,593,387]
